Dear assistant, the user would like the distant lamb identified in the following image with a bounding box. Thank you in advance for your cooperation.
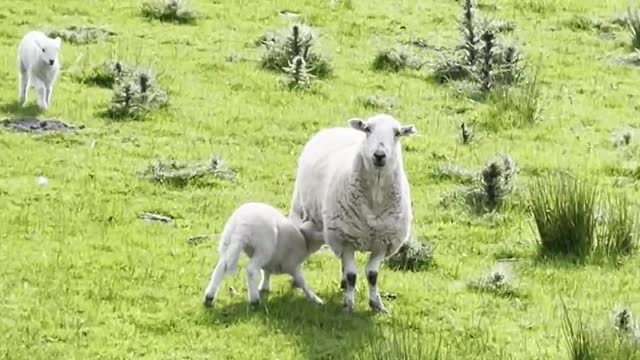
[203,202,326,307]
[17,31,62,110]
[289,114,417,313]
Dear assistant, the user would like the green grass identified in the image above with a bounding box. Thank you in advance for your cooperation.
[2,0,640,359]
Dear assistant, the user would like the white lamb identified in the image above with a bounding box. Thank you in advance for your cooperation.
[17,31,62,110]
[289,113,417,313]
[203,202,326,307]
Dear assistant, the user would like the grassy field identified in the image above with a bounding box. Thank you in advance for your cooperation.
[2,0,640,358]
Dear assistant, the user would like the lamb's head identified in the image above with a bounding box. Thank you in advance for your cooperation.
[348,114,416,170]
[36,36,62,66]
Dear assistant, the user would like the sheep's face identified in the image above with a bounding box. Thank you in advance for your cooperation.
[348,114,416,170]
[36,36,62,66]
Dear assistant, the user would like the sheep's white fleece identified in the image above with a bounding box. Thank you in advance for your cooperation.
[290,126,412,258]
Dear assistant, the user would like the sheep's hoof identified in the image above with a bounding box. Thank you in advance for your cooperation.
[203,295,214,308]
[249,299,261,309]
[369,299,388,314]
[343,299,355,313]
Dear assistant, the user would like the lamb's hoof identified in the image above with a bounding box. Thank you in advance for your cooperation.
[369,299,388,314]
[259,288,271,294]
[311,296,325,305]
[203,295,214,308]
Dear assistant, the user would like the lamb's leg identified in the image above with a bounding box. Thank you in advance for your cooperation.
[18,64,29,106]
[260,270,271,293]
[341,247,357,313]
[365,251,387,313]
[34,80,47,110]
[202,260,227,307]
[245,259,264,306]
[45,82,54,106]
[291,267,323,305]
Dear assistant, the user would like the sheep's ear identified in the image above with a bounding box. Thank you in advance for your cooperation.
[348,118,368,133]
[399,124,417,137]
[54,37,62,48]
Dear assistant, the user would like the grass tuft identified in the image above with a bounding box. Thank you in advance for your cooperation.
[355,322,443,359]
[140,156,236,187]
[481,70,542,130]
[386,238,434,272]
[141,0,196,24]
[372,46,425,72]
[45,25,115,44]
[529,174,638,263]
[627,7,640,49]
[467,262,519,297]
[562,302,640,359]
[357,94,397,111]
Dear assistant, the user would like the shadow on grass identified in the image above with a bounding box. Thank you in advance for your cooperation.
[203,291,380,359]
[0,100,44,118]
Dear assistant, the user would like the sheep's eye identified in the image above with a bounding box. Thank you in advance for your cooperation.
[363,126,371,134]
[394,129,401,137]
[42,48,45,53]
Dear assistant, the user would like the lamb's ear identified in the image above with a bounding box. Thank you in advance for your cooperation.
[348,118,368,133]
[54,37,62,48]
[298,221,324,243]
[399,124,417,137]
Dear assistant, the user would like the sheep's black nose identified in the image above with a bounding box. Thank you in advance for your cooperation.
[49,59,55,65]
[373,151,386,167]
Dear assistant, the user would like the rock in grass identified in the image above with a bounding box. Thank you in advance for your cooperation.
[1,117,81,134]
[386,238,434,271]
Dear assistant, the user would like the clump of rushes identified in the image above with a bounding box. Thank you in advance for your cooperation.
[141,156,236,187]
[372,47,425,72]
[386,238,434,271]
[467,262,518,297]
[46,25,115,45]
[627,6,640,49]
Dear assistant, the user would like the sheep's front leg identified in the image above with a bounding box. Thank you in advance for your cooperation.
[291,267,323,305]
[341,246,357,313]
[365,251,387,313]
[45,82,54,106]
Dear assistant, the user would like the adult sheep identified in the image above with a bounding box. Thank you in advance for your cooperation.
[289,113,417,313]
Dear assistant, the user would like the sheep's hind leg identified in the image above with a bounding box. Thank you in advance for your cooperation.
[341,246,357,313]
[365,251,387,313]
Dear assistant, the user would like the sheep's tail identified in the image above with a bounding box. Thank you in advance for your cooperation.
[217,220,243,276]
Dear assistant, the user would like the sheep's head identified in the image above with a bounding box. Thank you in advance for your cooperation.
[36,36,62,67]
[348,114,416,170]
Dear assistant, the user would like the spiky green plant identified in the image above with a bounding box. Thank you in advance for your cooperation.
[467,262,519,298]
[460,0,479,67]
[479,29,496,92]
[260,24,332,78]
[283,55,314,90]
[107,67,169,120]
[481,154,516,209]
